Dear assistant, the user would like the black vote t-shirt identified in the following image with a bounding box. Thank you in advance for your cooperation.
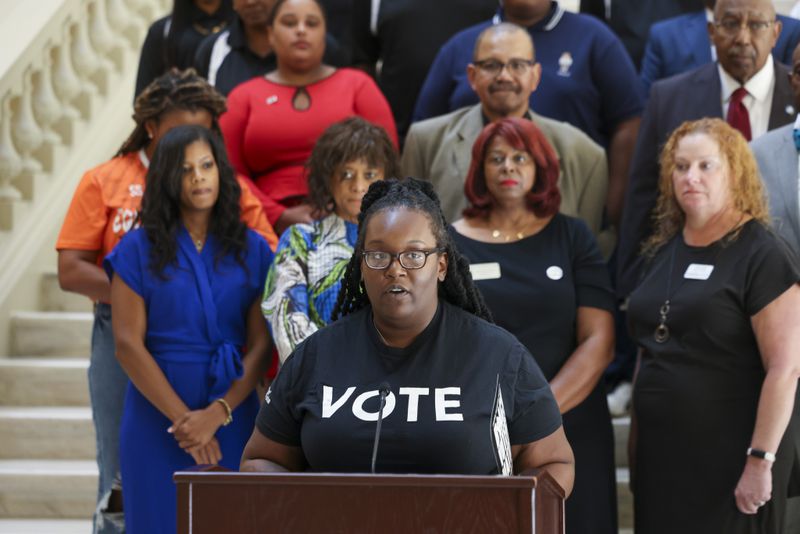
[256,302,562,474]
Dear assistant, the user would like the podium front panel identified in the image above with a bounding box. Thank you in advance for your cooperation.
[175,472,564,534]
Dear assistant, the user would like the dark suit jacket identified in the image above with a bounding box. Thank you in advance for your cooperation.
[579,0,703,67]
[640,12,800,95]
[617,61,796,297]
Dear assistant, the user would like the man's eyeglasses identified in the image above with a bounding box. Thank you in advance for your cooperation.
[362,249,444,270]
[714,18,774,37]
[473,58,535,77]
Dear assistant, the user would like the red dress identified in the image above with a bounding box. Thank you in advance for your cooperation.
[220,68,398,224]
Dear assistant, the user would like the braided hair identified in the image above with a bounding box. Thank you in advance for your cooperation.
[117,68,227,156]
[332,178,492,322]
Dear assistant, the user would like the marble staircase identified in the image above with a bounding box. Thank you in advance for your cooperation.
[0,272,93,531]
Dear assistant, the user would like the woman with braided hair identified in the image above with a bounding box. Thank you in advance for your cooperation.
[56,68,275,534]
[241,178,574,494]
[262,117,399,363]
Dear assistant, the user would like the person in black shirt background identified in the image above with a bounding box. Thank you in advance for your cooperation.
[194,0,348,96]
[318,0,354,64]
[579,0,704,68]
[451,118,617,534]
[241,178,574,493]
[135,0,234,97]
[351,0,497,143]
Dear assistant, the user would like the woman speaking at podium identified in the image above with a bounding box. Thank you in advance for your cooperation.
[241,178,574,491]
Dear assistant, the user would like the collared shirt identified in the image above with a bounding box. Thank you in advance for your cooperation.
[706,8,717,61]
[480,109,535,126]
[412,1,643,148]
[135,3,233,97]
[718,54,775,139]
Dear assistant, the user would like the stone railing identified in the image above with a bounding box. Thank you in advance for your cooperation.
[0,0,168,353]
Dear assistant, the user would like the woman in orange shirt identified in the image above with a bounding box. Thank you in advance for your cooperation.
[56,68,276,534]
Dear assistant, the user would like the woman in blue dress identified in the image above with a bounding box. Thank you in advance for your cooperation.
[105,124,273,533]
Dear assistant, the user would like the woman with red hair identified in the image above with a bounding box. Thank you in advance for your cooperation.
[450,118,618,534]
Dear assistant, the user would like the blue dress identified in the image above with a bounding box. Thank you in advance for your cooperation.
[104,227,273,534]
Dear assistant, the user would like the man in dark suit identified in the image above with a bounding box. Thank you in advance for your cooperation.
[617,0,796,298]
[580,0,704,68]
[640,0,800,95]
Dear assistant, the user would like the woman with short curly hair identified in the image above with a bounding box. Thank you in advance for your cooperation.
[262,117,398,362]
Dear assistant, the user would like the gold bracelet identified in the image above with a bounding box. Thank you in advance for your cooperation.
[214,398,233,426]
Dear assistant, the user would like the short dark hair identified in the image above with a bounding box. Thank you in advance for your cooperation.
[333,178,492,322]
[463,118,560,219]
[141,125,246,276]
[306,117,399,212]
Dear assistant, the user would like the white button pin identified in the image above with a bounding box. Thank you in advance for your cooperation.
[546,266,563,280]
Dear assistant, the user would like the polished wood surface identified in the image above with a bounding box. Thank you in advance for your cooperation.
[175,470,564,533]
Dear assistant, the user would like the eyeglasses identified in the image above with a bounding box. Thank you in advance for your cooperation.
[362,249,444,270]
[486,152,532,167]
[713,18,774,37]
[473,58,535,77]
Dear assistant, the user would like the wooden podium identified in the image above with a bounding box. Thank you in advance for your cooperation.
[175,470,564,533]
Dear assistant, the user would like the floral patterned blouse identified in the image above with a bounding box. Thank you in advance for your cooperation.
[262,214,358,362]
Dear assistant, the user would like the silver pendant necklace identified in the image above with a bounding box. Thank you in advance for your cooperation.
[654,218,743,342]
[654,240,680,344]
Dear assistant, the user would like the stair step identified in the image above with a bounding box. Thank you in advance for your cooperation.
[10,312,92,357]
[0,359,89,406]
[0,519,92,533]
[0,408,94,460]
[613,416,630,467]
[617,467,633,529]
[40,272,93,313]
[0,460,95,518]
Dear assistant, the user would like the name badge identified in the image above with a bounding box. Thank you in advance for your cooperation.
[469,262,501,281]
[684,263,714,280]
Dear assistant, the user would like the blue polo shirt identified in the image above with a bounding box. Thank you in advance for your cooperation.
[412,2,644,148]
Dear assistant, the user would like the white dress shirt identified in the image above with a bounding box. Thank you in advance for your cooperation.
[706,9,717,61]
[718,54,776,139]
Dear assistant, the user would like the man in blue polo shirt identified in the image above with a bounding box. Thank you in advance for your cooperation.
[412,0,643,229]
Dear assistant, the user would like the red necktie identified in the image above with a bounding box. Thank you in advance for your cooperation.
[726,87,752,141]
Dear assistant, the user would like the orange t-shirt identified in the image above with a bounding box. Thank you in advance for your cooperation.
[56,151,278,262]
